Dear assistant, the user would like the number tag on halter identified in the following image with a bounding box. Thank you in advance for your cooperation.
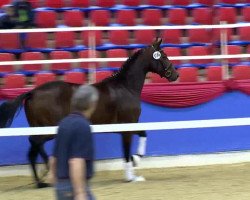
[153,51,161,60]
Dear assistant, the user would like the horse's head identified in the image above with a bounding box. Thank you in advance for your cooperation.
[146,38,179,82]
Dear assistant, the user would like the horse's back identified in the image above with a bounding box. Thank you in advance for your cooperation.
[92,81,141,124]
[25,81,78,127]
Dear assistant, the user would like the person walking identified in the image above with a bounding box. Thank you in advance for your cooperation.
[49,85,99,200]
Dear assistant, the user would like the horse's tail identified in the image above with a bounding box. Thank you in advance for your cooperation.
[0,92,32,128]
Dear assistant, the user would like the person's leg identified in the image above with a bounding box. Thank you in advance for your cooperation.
[56,180,74,200]
[86,184,95,200]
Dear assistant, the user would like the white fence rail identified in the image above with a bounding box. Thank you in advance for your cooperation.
[0,54,249,66]
[1,117,250,137]
[0,23,250,33]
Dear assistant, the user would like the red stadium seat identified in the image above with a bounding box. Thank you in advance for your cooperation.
[63,10,84,27]
[192,7,213,25]
[168,8,187,25]
[55,31,75,49]
[71,0,90,7]
[21,52,44,72]
[211,28,233,42]
[149,73,169,83]
[227,45,242,64]
[3,74,25,89]
[64,71,86,84]
[25,32,47,49]
[90,10,110,26]
[121,0,140,6]
[161,29,182,44]
[147,0,165,6]
[215,7,237,24]
[95,71,113,82]
[50,51,72,71]
[109,30,129,45]
[81,30,102,47]
[238,27,250,42]
[242,6,250,22]
[206,66,223,81]
[96,0,116,7]
[34,73,56,86]
[219,0,237,3]
[232,65,250,80]
[35,11,56,28]
[246,45,250,55]
[29,0,41,8]
[134,30,156,45]
[196,0,215,6]
[0,0,11,7]
[116,10,136,26]
[0,53,14,73]
[44,0,64,8]
[187,46,212,65]
[163,47,182,65]
[178,67,198,82]
[188,29,211,44]
[106,49,128,68]
[142,9,162,26]
[0,33,20,49]
[78,50,101,69]
[170,0,191,5]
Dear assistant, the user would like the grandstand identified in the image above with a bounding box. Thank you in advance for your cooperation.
[0,0,250,88]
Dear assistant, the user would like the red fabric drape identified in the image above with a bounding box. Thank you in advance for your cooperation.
[141,79,250,108]
[1,80,250,108]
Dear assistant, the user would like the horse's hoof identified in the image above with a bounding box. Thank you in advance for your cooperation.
[133,176,145,182]
[37,182,51,188]
[131,154,141,167]
[126,176,146,182]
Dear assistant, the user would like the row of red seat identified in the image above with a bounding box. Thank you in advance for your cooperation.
[0,71,110,88]
[2,65,250,89]
[0,45,249,74]
[1,27,250,50]
[1,0,246,8]
[33,7,250,28]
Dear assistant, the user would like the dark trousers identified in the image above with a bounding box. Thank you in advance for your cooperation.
[56,179,95,200]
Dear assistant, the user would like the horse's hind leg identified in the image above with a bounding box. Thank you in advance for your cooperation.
[28,136,50,188]
[131,131,147,167]
[122,133,145,182]
[38,144,50,178]
[39,145,48,166]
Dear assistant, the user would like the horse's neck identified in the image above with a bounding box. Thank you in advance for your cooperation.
[121,56,148,94]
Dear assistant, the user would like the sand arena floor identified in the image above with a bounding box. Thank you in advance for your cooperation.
[1,163,250,200]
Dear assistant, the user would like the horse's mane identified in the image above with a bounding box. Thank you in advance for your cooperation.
[101,48,144,82]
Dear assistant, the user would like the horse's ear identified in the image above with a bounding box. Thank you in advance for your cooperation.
[152,37,162,50]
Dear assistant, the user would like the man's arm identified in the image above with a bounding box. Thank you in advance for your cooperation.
[48,156,57,185]
[69,158,87,200]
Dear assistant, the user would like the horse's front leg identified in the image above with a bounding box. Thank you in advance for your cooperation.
[131,131,147,167]
[122,133,145,182]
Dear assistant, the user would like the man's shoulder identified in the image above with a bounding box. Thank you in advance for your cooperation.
[60,114,90,129]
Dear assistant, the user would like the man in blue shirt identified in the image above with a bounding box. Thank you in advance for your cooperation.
[49,85,99,200]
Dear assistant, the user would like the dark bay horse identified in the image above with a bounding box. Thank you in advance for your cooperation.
[0,38,178,187]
